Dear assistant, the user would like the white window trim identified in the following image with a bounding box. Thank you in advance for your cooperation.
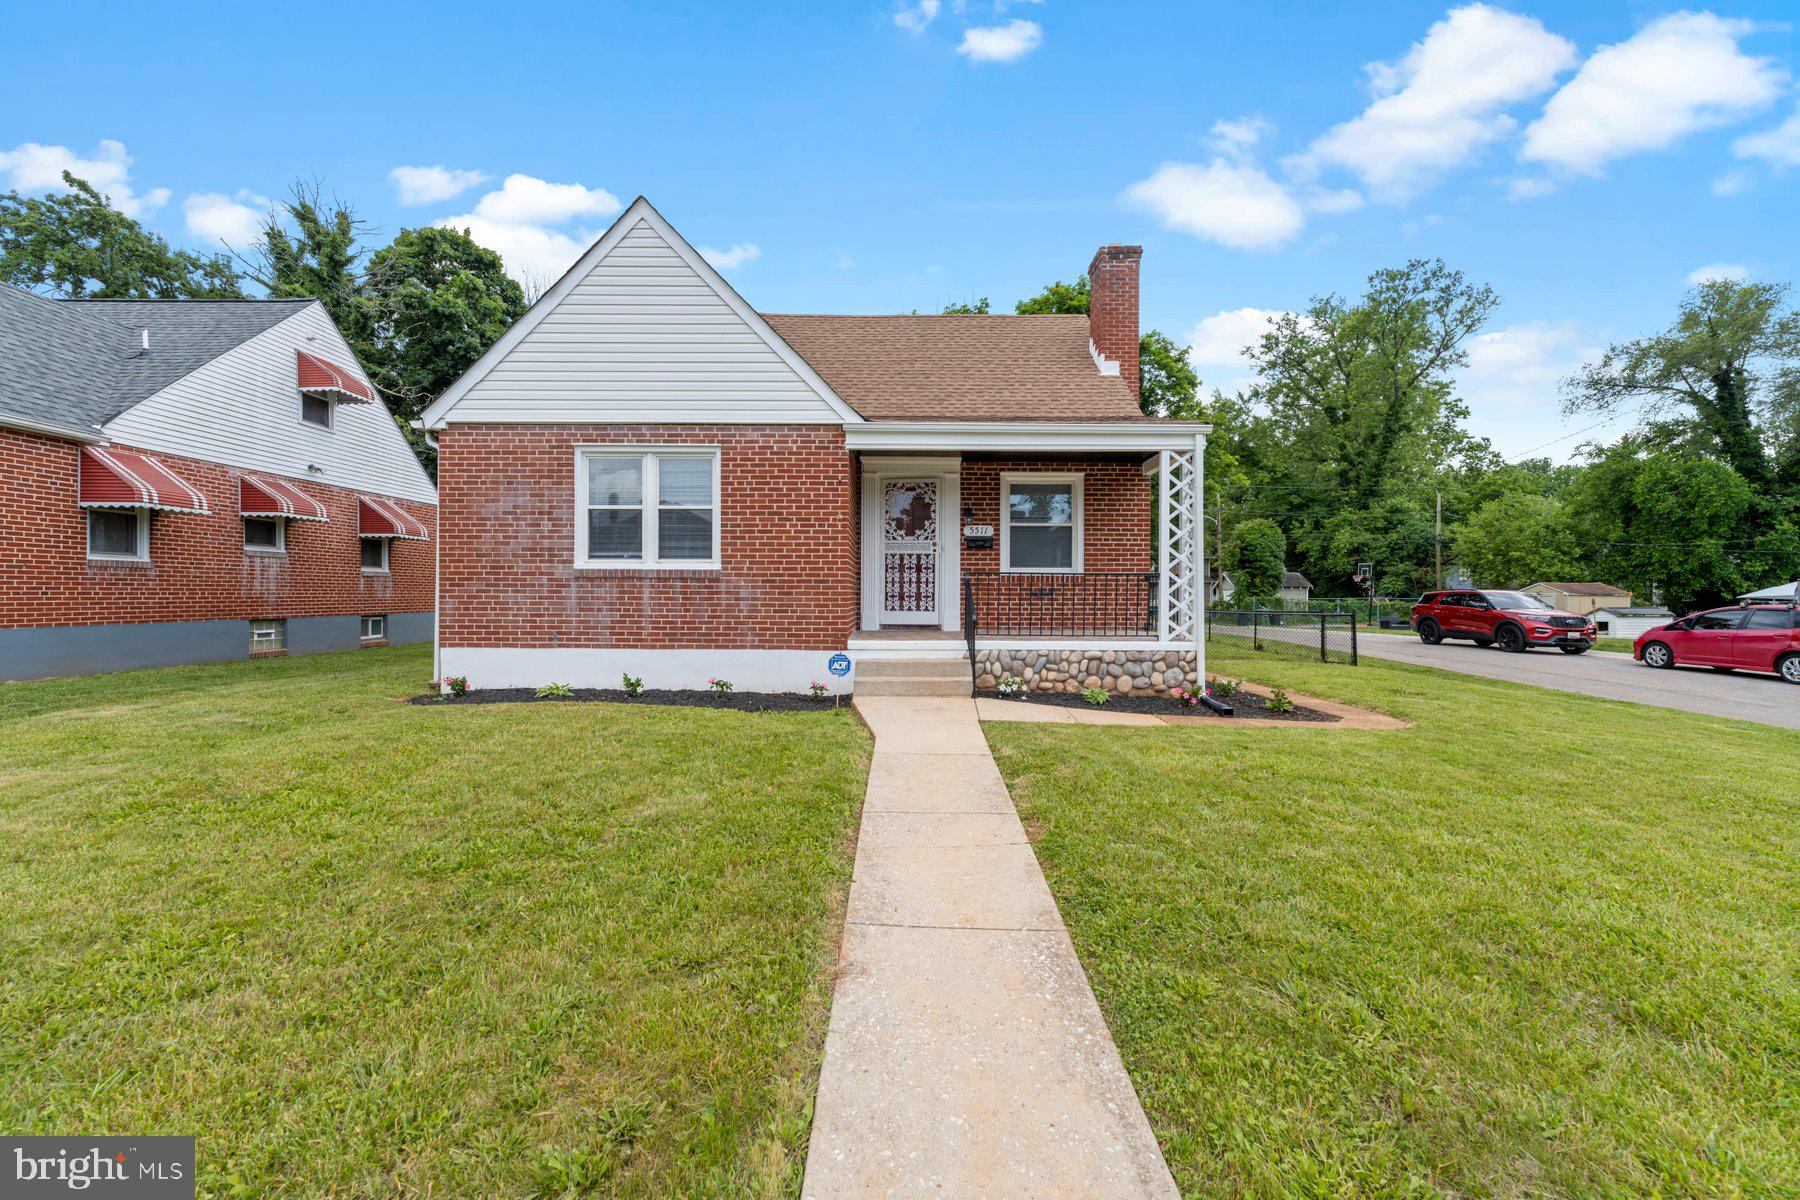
[999,472,1084,574]
[574,446,722,571]
[299,391,334,429]
[244,515,286,555]
[361,615,387,641]
[86,507,150,562]
[249,619,286,650]
[361,537,390,574]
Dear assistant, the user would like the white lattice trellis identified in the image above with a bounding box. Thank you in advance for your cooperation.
[1157,446,1203,646]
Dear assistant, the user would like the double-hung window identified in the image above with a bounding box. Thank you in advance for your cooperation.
[1001,473,1082,572]
[577,448,719,568]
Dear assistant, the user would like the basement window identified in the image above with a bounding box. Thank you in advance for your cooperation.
[360,615,387,643]
[249,619,286,655]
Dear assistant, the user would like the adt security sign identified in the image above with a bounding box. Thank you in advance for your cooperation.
[827,652,852,677]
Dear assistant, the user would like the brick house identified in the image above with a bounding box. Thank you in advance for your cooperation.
[420,198,1207,695]
[0,286,436,681]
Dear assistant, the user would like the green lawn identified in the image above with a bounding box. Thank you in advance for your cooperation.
[0,645,868,1198]
[988,652,1798,1199]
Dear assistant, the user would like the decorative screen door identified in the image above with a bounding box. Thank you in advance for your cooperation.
[881,479,939,624]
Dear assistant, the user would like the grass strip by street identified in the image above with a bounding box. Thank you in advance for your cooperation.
[0,644,869,1198]
[987,651,1798,1198]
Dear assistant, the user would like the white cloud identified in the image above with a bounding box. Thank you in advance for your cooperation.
[1522,12,1787,174]
[1207,116,1273,157]
[182,190,271,247]
[957,19,1042,63]
[1295,4,1576,199]
[1686,262,1749,285]
[1456,320,1608,458]
[894,0,940,34]
[1121,160,1304,250]
[699,242,762,270]
[436,173,624,286]
[470,174,622,225]
[389,164,490,206]
[1733,108,1800,167]
[1304,187,1364,213]
[1711,168,1754,197]
[1504,176,1557,200]
[0,138,169,217]
[1184,307,1290,393]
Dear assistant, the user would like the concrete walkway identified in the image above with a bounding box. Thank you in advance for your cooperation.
[802,696,1179,1199]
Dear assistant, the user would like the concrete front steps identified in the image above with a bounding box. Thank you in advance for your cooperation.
[855,656,972,697]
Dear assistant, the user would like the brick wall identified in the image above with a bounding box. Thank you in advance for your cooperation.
[437,424,856,649]
[0,427,435,630]
[958,455,1154,634]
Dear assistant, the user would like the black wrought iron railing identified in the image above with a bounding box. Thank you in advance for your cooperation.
[960,571,1159,639]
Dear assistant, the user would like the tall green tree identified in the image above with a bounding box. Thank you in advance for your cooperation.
[1563,279,1800,492]
[1224,517,1286,596]
[0,173,244,298]
[361,227,527,469]
[1450,493,1583,588]
[941,297,990,314]
[249,182,369,345]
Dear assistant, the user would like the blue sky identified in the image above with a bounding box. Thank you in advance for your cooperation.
[5,1,1796,458]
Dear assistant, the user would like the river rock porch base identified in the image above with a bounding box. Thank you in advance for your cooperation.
[973,648,1198,694]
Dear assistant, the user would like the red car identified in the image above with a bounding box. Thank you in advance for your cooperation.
[1411,589,1598,653]
[1634,604,1800,683]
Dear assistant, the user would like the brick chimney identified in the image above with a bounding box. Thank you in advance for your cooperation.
[1088,244,1142,402]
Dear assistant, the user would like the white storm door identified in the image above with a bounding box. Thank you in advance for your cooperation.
[880,478,940,624]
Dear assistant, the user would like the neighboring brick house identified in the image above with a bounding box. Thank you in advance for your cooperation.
[420,198,1208,694]
[0,286,436,681]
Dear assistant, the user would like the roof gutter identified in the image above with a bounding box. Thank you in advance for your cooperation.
[0,410,108,444]
[843,420,1210,453]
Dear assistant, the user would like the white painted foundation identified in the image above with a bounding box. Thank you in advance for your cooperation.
[436,646,851,694]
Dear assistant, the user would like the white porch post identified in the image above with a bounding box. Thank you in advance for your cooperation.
[1156,450,1173,643]
[1192,431,1206,686]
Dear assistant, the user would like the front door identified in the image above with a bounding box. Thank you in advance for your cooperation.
[880,478,939,625]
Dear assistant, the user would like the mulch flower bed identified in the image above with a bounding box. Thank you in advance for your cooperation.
[985,688,1338,723]
[410,688,848,713]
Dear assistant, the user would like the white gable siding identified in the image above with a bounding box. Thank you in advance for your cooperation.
[100,303,436,504]
[446,219,845,424]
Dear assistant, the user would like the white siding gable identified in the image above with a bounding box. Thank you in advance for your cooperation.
[100,303,437,504]
[421,199,856,428]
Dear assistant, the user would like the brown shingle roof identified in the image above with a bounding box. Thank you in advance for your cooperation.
[1529,582,1631,596]
[762,313,1149,422]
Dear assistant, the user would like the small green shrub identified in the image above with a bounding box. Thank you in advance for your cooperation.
[1209,676,1240,698]
[535,682,574,699]
[620,672,643,697]
[707,677,734,694]
[527,1145,615,1196]
[443,675,470,698]
[1081,685,1110,706]
[996,675,1027,698]
[1266,686,1296,714]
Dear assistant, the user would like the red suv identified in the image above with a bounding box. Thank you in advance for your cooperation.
[1412,590,1598,654]
[1634,605,1800,682]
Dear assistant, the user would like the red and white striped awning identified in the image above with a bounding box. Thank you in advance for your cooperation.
[240,474,329,522]
[78,447,210,513]
[358,495,429,540]
[297,350,376,403]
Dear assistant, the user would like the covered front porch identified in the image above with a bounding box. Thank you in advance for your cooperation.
[845,420,1209,693]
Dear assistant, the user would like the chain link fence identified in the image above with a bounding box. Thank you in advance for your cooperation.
[1207,609,1360,664]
